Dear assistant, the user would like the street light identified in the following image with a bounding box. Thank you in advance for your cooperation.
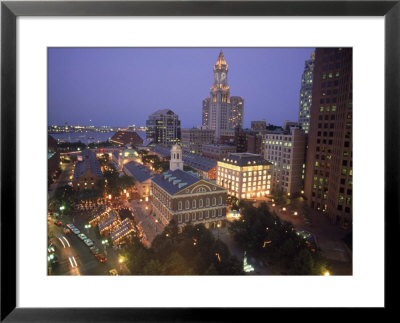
[217,223,221,240]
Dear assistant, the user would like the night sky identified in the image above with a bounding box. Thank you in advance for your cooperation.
[48,47,314,129]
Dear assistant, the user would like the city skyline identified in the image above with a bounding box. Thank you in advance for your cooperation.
[48,47,314,128]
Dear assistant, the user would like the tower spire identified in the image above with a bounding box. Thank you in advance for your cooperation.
[214,50,228,70]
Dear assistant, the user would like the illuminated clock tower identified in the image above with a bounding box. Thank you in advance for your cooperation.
[209,51,231,139]
[202,51,244,139]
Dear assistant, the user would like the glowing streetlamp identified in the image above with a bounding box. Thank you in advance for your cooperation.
[324,271,330,276]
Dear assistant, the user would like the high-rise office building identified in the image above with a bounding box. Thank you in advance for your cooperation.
[229,96,244,129]
[304,48,352,227]
[298,52,315,134]
[263,127,306,195]
[202,98,210,127]
[202,51,244,139]
[146,109,181,147]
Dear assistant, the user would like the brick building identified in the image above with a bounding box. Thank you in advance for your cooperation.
[151,145,227,229]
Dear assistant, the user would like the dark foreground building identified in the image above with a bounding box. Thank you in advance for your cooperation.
[304,48,352,227]
[110,131,143,147]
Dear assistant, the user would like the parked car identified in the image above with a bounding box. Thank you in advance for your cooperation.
[55,221,62,226]
[63,227,71,234]
[84,239,94,247]
[78,233,87,241]
[109,269,118,276]
[72,228,80,235]
[90,246,100,255]
[48,244,55,253]
[95,254,107,263]
[66,224,76,230]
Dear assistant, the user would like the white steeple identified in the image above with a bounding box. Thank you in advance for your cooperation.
[169,144,183,171]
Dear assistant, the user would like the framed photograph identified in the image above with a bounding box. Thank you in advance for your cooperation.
[1,0,398,321]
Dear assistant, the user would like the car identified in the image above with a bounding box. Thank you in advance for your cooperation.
[109,269,118,276]
[63,228,71,234]
[55,221,62,226]
[95,254,107,263]
[72,228,80,234]
[90,246,100,255]
[66,224,76,230]
[78,233,87,241]
[84,239,94,247]
[48,244,55,253]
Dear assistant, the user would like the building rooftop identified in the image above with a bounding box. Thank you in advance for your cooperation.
[98,210,118,232]
[111,218,135,243]
[220,153,272,167]
[124,161,153,183]
[149,109,177,117]
[150,145,217,172]
[110,131,143,146]
[73,149,103,180]
[152,169,200,195]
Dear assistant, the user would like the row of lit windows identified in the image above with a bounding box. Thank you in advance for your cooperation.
[178,209,223,223]
[177,197,223,210]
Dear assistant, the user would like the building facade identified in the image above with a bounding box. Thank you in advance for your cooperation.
[298,52,315,134]
[181,127,215,155]
[263,127,306,195]
[216,153,273,199]
[146,109,181,146]
[202,98,210,127]
[229,96,244,129]
[251,120,267,131]
[304,48,352,227]
[202,144,236,161]
[202,51,244,139]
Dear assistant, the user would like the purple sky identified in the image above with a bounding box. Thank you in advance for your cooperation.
[48,47,314,129]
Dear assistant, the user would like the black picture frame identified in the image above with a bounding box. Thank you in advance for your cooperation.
[1,1,398,321]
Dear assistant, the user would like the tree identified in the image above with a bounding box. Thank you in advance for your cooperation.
[228,201,327,275]
[161,252,194,275]
[272,189,288,206]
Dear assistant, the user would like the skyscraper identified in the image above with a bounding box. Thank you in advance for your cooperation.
[202,51,244,139]
[202,98,210,127]
[304,48,352,227]
[146,109,181,146]
[298,52,315,134]
[229,96,244,129]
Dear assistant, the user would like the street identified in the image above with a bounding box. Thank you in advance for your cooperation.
[49,216,130,275]
[127,199,164,245]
